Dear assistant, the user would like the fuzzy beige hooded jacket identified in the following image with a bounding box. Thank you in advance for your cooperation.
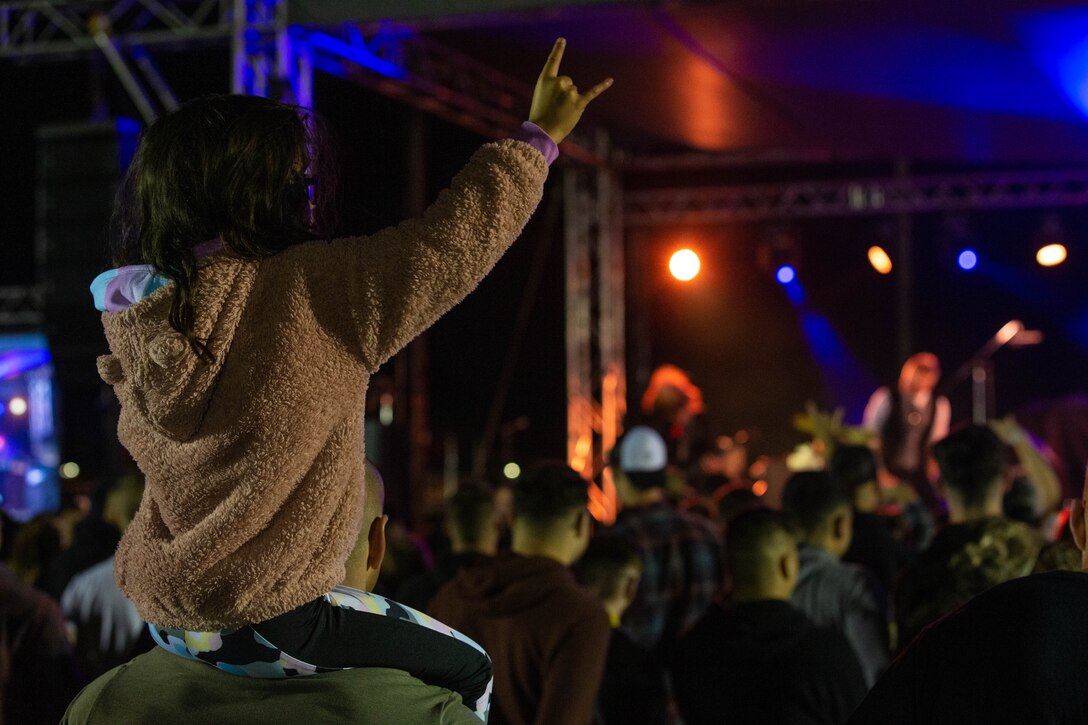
[99,140,548,630]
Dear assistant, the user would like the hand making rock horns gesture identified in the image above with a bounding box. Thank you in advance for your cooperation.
[529,38,614,144]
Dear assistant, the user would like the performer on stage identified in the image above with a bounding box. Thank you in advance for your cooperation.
[862,352,950,512]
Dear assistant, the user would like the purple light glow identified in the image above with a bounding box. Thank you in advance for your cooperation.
[958,250,978,270]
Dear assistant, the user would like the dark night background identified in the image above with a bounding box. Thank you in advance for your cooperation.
[2,16,1087,495]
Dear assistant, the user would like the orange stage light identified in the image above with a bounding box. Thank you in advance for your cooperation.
[868,246,893,274]
[1036,243,1067,267]
[669,249,701,281]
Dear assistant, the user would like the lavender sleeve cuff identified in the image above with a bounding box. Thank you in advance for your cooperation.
[511,122,559,166]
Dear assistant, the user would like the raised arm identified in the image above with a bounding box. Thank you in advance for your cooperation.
[296,39,612,370]
[989,415,1062,516]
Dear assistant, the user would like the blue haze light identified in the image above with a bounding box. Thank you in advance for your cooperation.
[799,313,878,421]
[776,265,797,284]
[1021,9,1088,120]
[958,250,978,270]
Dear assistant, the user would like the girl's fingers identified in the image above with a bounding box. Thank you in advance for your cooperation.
[578,78,614,106]
[541,38,566,79]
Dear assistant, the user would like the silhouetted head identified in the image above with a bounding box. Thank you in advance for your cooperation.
[725,507,797,602]
[781,470,853,556]
[577,534,642,619]
[829,445,879,513]
[512,462,591,565]
[933,425,1005,519]
[898,352,941,395]
[343,461,388,592]
[447,483,498,555]
[514,463,589,527]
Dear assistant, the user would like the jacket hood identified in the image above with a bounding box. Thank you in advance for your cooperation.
[98,255,258,443]
[449,554,574,617]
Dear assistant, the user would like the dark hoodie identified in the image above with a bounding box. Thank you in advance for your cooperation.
[670,600,867,725]
[429,554,610,725]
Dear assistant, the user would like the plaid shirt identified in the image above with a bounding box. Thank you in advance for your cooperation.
[609,503,724,655]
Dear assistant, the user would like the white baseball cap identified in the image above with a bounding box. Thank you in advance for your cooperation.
[617,426,668,473]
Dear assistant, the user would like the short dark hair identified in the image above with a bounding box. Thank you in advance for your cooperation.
[577,535,641,600]
[514,463,588,525]
[623,470,667,491]
[725,507,793,589]
[781,471,851,536]
[714,488,761,526]
[933,425,1004,509]
[829,445,877,497]
[447,484,494,549]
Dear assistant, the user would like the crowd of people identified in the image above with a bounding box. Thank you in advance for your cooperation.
[4,35,1085,724]
[5,391,1082,723]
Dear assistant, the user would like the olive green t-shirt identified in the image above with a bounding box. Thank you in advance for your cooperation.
[63,647,480,724]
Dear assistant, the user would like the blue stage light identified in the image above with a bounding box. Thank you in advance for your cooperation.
[958,249,978,270]
[776,265,797,284]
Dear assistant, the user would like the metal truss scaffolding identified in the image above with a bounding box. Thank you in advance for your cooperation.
[0,0,233,58]
[298,21,605,165]
[564,132,625,524]
[624,167,1088,225]
[0,286,43,327]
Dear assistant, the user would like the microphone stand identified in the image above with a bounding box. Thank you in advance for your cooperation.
[946,320,1043,424]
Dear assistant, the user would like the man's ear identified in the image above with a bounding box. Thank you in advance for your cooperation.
[1070,499,1086,554]
[574,508,591,535]
[833,508,853,541]
[367,514,388,575]
[778,549,797,582]
[622,571,641,605]
[777,553,789,580]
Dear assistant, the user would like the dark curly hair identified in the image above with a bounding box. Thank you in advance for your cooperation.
[113,94,340,359]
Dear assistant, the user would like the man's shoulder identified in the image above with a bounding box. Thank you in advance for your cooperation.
[615,504,720,542]
[917,569,1088,650]
[674,601,851,676]
[675,508,723,540]
[556,575,611,618]
[62,557,119,608]
[903,571,1088,657]
[910,518,1043,587]
[799,545,857,582]
[431,554,596,621]
[851,571,1088,724]
[674,603,729,652]
[960,570,1088,621]
[795,618,859,663]
[64,649,479,724]
[866,387,892,407]
[427,575,466,623]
